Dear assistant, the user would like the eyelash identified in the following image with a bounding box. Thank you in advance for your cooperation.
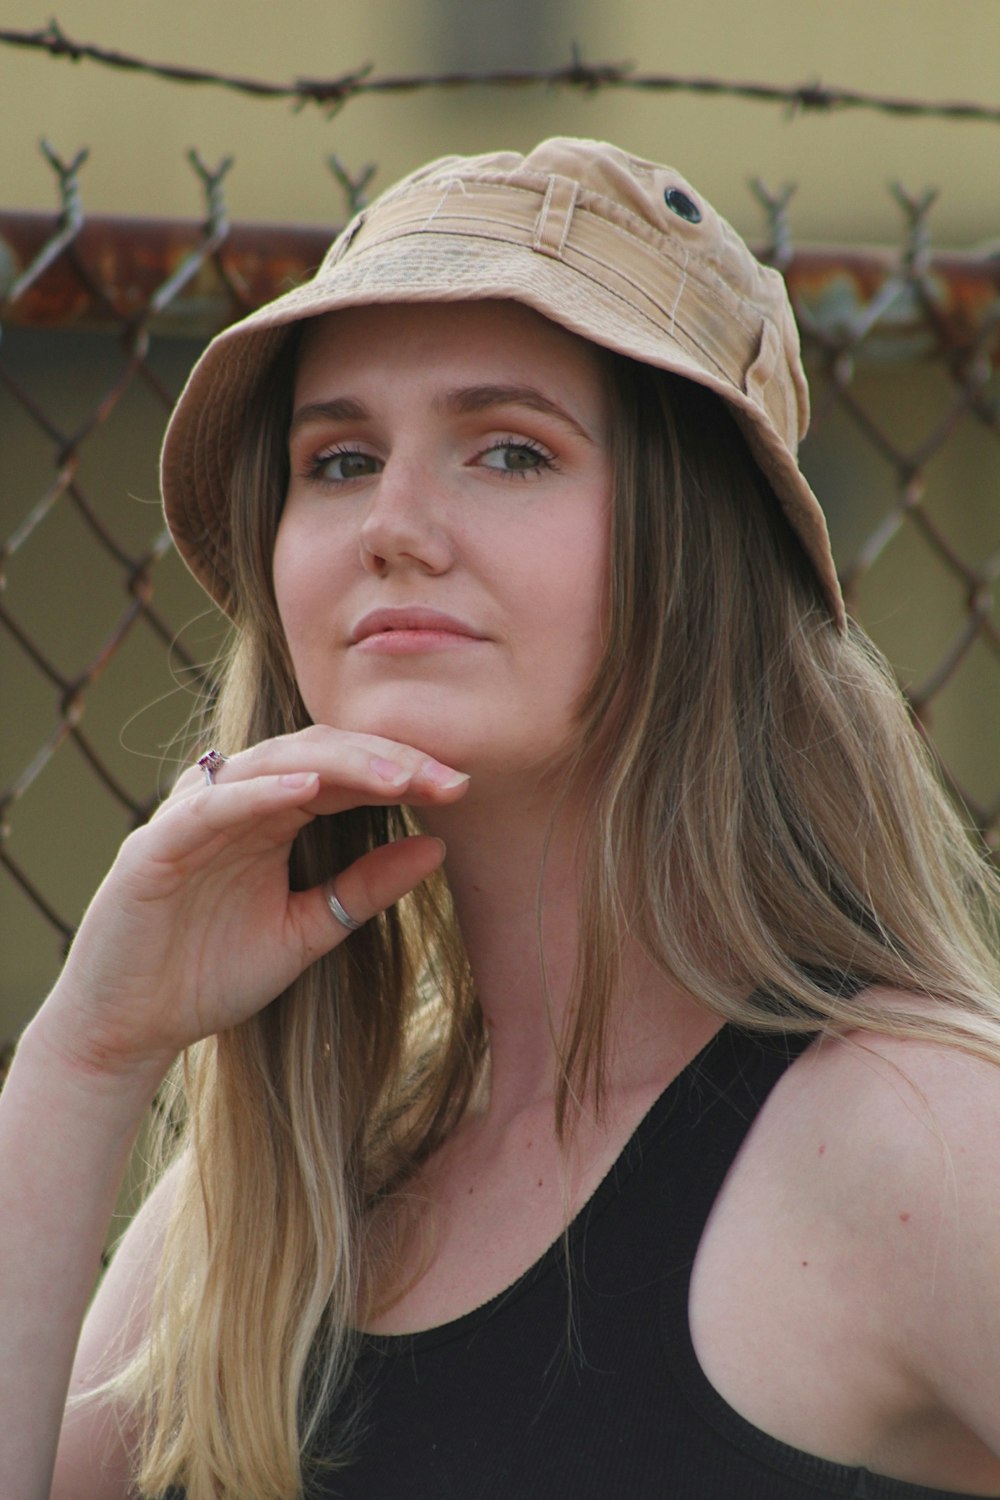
[478,436,558,479]
[301,436,560,486]
[302,444,378,486]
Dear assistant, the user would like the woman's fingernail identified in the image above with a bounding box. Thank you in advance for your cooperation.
[371,756,410,786]
[281,771,319,789]
[419,760,470,789]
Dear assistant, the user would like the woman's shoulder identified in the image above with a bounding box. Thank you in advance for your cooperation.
[766,992,1000,1235]
[782,992,1000,1162]
[691,995,1000,1478]
[767,996,1000,1445]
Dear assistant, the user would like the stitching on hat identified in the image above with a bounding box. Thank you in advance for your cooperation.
[569,192,777,344]
[572,207,759,340]
[531,176,580,260]
[554,183,578,258]
[532,176,557,253]
[420,176,470,232]
[666,246,690,338]
[559,242,743,386]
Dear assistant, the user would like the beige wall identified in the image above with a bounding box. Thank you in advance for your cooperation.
[3,0,1000,244]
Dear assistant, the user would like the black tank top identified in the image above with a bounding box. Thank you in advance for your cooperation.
[301,1025,995,1499]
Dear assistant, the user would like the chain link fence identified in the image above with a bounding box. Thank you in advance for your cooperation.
[2,125,999,1059]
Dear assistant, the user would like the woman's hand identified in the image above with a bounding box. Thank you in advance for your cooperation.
[33,727,468,1088]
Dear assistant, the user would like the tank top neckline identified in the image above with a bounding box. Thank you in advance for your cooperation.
[357,1020,771,1355]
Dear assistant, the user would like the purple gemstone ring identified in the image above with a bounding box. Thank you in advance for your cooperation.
[197,748,229,786]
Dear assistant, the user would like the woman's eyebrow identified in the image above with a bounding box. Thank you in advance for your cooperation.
[287,386,597,442]
[438,384,596,442]
[288,396,370,436]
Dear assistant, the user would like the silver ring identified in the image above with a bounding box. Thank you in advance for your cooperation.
[325,882,363,932]
[197,748,229,786]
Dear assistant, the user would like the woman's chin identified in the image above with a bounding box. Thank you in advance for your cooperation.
[307,702,563,787]
[306,702,481,773]
[300,674,580,785]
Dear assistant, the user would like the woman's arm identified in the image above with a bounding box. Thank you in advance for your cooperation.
[0,1017,165,1500]
[0,731,466,1500]
[50,1150,184,1500]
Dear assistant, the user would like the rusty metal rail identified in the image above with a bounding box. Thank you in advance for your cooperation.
[3,210,999,357]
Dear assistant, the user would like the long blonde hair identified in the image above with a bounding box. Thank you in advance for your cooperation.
[120,327,1000,1499]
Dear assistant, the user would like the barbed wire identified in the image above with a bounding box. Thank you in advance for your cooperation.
[2,21,1000,125]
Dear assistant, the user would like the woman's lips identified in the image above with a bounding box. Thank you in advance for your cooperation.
[354,629,487,655]
[349,609,488,653]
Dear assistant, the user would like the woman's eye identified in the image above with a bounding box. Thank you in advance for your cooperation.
[311,448,381,483]
[479,440,553,477]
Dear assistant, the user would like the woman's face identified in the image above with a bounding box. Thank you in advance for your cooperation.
[273,299,613,780]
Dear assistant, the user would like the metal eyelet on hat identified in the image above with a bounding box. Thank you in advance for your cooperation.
[664,187,702,224]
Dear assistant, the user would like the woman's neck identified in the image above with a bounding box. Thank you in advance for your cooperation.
[418,782,719,1129]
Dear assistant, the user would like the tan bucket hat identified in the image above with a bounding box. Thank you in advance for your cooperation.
[160,137,844,629]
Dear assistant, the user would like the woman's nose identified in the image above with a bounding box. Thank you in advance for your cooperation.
[358,454,454,578]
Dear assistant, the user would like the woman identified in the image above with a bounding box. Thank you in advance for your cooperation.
[5,138,1000,1499]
